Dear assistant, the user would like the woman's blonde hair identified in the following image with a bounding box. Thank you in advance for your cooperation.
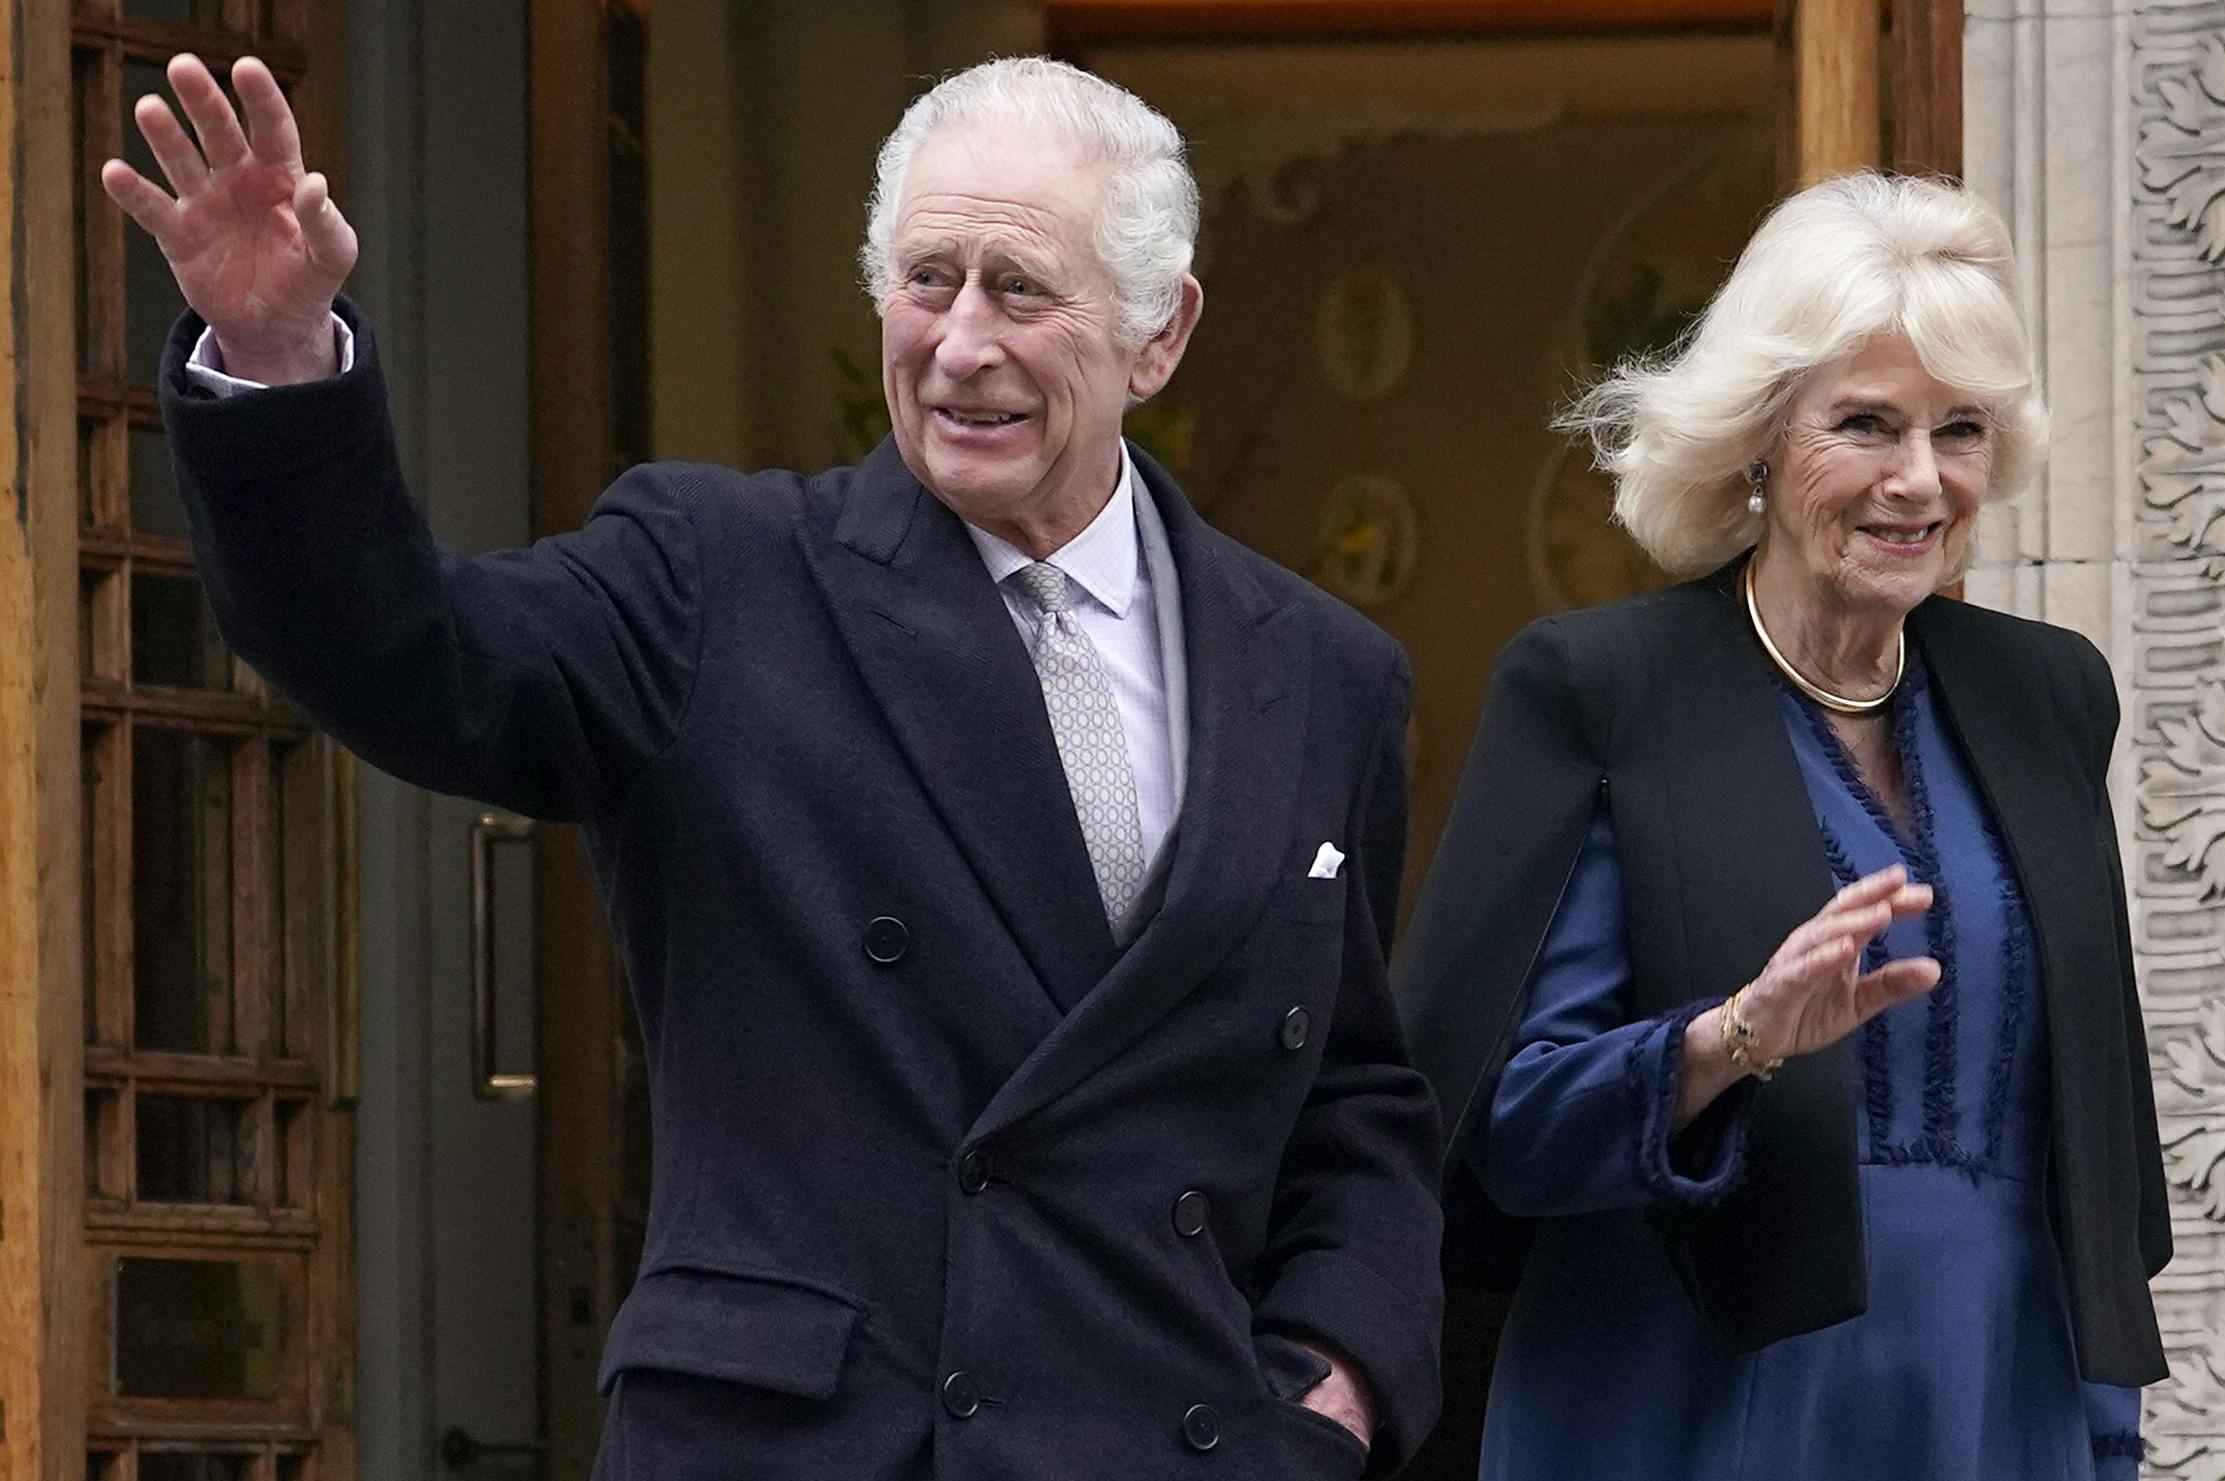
[1559,172,2048,576]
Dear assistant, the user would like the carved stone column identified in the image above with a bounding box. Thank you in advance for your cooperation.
[1969,2,2225,1474]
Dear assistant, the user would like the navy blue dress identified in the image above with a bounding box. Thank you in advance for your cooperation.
[1470,665,2144,1480]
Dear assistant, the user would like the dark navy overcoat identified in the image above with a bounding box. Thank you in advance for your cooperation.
[161,305,1445,1481]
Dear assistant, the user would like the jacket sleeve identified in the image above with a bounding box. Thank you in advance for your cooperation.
[1396,618,1604,1164]
[1477,803,1753,1217]
[160,304,703,823]
[1251,652,1445,1476]
[2068,633,2172,1282]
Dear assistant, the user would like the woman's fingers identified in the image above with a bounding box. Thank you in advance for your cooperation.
[1793,871,1930,954]
[132,94,208,197]
[1782,897,1893,965]
[168,53,251,171]
[1853,956,1942,1018]
[1797,934,1858,975]
[1884,881,1934,919]
[99,159,177,237]
[234,56,303,172]
[1838,864,1908,904]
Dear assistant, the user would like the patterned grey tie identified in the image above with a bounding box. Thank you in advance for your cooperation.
[1010,562,1148,922]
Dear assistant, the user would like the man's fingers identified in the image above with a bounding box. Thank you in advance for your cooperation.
[234,56,303,172]
[168,53,251,170]
[132,94,209,196]
[294,173,357,274]
[100,159,178,236]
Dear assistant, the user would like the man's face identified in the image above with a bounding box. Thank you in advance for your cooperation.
[880,128,1197,554]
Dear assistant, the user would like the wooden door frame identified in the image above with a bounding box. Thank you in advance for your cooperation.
[527,5,634,1479]
[2,2,354,1478]
[1782,0,1964,183]
[1,4,92,1480]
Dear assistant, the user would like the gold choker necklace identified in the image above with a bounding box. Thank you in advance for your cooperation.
[1742,562,1903,715]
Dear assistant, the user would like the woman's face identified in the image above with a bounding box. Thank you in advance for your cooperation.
[1766,335,1994,620]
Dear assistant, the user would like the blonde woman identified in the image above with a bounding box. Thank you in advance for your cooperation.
[1399,174,2165,1479]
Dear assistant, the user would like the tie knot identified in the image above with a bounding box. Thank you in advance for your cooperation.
[1012,562,1072,616]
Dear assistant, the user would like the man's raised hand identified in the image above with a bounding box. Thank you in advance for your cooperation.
[99,53,356,386]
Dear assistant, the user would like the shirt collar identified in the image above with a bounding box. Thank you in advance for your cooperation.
[965,443,1141,619]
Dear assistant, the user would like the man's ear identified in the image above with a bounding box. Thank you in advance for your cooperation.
[1129,275,1204,401]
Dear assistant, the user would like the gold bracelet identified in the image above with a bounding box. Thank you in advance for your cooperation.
[1718,987,1784,1082]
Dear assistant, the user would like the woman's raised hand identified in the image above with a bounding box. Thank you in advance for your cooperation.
[1676,865,1937,1128]
[99,53,356,385]
[1738,865,1940,1063]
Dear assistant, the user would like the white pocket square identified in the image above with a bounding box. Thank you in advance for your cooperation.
[1308,842,1345,880]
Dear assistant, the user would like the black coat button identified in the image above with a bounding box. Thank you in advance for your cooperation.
[941,1371,981,1419]
[959,1149,991,1194]
[1280,1006,1311,1051]
[864,916,908,965]
[1182,1404,1220,1451]
[1173,1190,1210,1238]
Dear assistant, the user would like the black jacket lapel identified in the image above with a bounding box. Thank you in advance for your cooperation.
[803,439,1117,1010]
[969,454,1310,1142]
[1909,599,2119,1143]
[1641,564,1865,1347]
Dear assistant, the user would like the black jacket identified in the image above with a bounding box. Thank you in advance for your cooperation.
[1395,559,2168,1387]
[162,305,1445,1479]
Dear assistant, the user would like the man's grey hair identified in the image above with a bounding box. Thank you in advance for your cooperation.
[860,57,1201,349]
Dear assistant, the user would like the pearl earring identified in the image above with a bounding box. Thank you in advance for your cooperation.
[1745,461,1768,516]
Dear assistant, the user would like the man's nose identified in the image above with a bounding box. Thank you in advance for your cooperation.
[934,278,1005,379]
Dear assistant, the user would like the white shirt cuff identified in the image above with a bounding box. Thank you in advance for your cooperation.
[182,313,355,397]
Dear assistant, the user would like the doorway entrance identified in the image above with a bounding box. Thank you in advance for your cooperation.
[0,3,1962,1481]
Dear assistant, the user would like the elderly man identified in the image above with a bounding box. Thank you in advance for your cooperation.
[107,53,1443,1480]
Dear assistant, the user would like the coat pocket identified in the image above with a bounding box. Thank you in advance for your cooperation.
[1270,873,1348,929]
[595,1265,861,1400]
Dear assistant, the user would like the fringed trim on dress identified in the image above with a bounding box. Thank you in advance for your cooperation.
[1790,666,1972,1177]
[2091,1431,2146,1462]
[1626,996,1749,1207]
[1980,822,2032,1170]
[1891,665,1963,1152]
[1819,818,1896,1155]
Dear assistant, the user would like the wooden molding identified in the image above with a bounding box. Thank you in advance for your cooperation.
[527,6,634,1479]
[0,2,88,1478]
[1045,0,1774,48]
[1779,0,1884,186]
[1889,0,1961,178]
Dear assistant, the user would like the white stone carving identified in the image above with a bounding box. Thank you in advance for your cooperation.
[2132,7,2225,1476]
[2140,34,2225,268]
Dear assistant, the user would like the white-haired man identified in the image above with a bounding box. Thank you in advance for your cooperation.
[108,53,1444,1479]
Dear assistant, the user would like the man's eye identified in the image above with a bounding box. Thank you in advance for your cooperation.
[908,266,948,288]
[1002,275,1038,296]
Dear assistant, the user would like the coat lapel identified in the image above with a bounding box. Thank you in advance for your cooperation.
[1909,599,2110,1053]
[803,439,1117,1011]
[1643,563,1869,1342]
[968,452,1311,1142]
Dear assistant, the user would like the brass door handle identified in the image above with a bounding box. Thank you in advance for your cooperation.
[440,1425,544,1472]
[471,812,537,1100]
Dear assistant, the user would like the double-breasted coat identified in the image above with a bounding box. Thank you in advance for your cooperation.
[160,305,1446,1481]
